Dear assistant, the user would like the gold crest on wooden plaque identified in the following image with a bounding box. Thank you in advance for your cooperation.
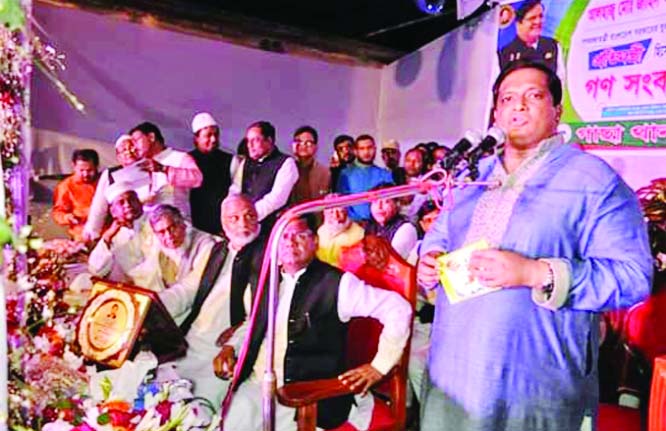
[77,279,186,368]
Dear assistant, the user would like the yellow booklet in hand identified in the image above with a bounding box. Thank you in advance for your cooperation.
[437,239,498,304]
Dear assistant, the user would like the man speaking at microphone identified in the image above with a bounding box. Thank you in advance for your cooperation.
[417,60,652,431]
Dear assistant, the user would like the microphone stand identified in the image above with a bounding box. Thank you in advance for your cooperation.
[219,168,500,431]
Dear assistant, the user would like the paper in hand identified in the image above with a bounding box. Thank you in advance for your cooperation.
[437,239,499,304]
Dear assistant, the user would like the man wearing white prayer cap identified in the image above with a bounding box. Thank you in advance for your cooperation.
[191,113,218,136]
[82,133,144,242]
[88,181,154,284]
[188,112,234,235]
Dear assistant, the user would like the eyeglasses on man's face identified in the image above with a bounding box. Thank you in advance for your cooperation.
[293,139,316,148]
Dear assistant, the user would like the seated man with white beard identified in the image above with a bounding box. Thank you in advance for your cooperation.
[316,194,365,268]
[215,215,412,431]
[88,181,153,284]
[159,194,265,405]
[131,204,216,292]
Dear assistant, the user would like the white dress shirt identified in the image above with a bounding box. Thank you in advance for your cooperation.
[88,216,153,282]
[391,223,419,260]
[226,267,412,430]
[159,246,252,404]
[146,148,202,219]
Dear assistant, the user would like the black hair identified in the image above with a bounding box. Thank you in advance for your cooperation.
[237,137,248,157]
[417,200,439,221]
[129,122,165,145]
[293,125,318,143]
[294,213,319,233]
[355,134,375,146]
[492,59,562,107]
[414,143,434,168]
[405,147,423,157]
[516,0,542,22]
[72,149,99,166]
[247,121,276,142]
[333,134,354,149]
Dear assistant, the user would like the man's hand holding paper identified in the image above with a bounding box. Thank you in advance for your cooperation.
[468,249,549,289]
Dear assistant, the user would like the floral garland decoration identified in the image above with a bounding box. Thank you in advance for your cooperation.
[1,0,84,220]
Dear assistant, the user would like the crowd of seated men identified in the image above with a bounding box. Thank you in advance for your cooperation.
[51,113,451,430]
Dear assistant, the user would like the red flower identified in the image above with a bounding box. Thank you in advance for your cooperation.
[36,325,65,356]
[61,407,75,422]
[0,91,12,106]
[155,400,172,425]
[108,409,134,428]
[42,405,58,423]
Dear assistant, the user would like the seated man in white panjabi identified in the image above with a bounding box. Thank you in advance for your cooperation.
[88,181,153,284]
[215,215,412,431]
[133,204,216,292]
[83,134,146,242]
[159,194,265,405]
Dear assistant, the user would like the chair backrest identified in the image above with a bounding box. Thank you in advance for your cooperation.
[624,290,666,366]
[649,356,666,431]
[338,234,416,374]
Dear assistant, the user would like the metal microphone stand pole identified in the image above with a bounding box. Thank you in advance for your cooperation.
[218,169,499,431]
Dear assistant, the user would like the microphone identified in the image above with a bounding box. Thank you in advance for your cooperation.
[465,127,506,162]
[464,127,506,181]
[440,130,483,171]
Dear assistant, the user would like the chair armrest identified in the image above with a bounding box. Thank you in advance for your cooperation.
[277,378,358,408]
[277,366,399,408]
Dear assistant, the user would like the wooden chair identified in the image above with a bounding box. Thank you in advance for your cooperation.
[649,356,666,431]
[599,289,666,431]
[277,235,417,431]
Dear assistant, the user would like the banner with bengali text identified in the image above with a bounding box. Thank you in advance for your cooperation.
[497,0,666,149]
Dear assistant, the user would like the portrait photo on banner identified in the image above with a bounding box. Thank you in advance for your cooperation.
[496,0,666,151]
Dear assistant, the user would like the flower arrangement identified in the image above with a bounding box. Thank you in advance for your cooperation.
[1,217,216,430]
[39,370,217,431]
[1,0,83,218]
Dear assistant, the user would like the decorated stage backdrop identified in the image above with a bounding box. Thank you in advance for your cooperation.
[497,0,666,149]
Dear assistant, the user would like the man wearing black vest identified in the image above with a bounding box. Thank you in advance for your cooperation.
[159,194,265,406]
[188,112,233,235]
[228,120,298,232]
[498,0,564,80]
[216,215,411,431]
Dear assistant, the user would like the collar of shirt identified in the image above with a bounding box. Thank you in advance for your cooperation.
[281,266,308,286]
[255,147,278,163]
[353,160,375,169]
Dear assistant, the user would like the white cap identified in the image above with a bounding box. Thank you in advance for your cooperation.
[382,139,400,151]
[105,181,138,204]
[191,112,218,134]
[114,134,132,148]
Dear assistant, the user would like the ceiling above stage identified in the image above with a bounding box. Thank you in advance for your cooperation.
[184,0,459,52]
[41,0,491,66]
